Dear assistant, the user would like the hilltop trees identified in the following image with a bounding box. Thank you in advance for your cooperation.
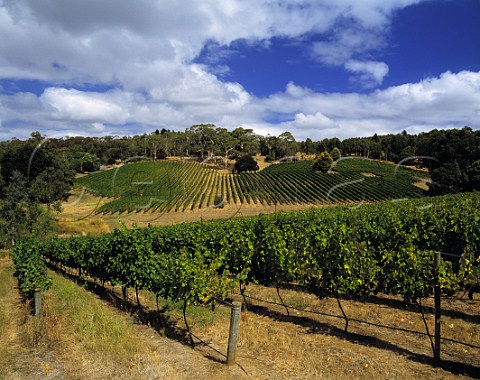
[466,160,480,191]
[260,132,298,161]
[232,127,258,156]
[301,138,316,154]
[1,126,479,199]
[234,155,259,173]
[417,127,480,194]
[0,133,72,246]
[312,151,333,173]
[29,167,73,207]
[186,124,217,159]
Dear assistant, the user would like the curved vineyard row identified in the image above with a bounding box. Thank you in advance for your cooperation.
[76,158,427,214]
[16,192,480,309]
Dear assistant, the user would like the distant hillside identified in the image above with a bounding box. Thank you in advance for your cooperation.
[76,158,428,214]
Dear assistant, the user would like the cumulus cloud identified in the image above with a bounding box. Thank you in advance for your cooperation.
[292,112,339,130]
[0,0,424,85]
[0,0,478,142]
[311,27,384,66]
[41,88,129,123]
[345,60,389,87]
[254,70,480,140]
[1,69,479,141]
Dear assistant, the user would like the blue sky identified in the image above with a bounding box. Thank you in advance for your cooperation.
[0,0,479,141]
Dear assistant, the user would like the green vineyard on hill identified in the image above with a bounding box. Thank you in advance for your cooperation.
[76,158,428,214]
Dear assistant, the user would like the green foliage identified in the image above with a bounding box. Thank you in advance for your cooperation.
[466,160,480,191]
[312,151,333,173]
[29,167,74,205]
[12,237,52,293]
[399,146,415,162]
[234,155,259,173]
[72,152,101,173]
[26,192,480,306]
[0,137,58,185]
[423,127,480,195]
[0,171,55,247]
[0,132,74,226]
[429,161,465,195]
[300,138,316,154]
[331,147,341,161]
[77,157,426,214]
[0,173,4,198]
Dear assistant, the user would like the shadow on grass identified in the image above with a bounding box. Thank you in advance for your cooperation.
[355,293,480,325]
[246,302,480,379]
[279,282,480,324]
[239,292,480,350]
[46,264,230,366]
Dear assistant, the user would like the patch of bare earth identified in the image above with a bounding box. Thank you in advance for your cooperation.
[57,188,336,233]
[414,178,430,191]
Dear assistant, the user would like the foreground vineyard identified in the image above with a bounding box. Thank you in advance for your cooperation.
[14,192,480,307]
[76,158,427,214]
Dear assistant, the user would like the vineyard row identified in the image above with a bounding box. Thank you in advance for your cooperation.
[13,192,480,310]
[76,159,426,214]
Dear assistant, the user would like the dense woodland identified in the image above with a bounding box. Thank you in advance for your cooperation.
[0,125,479,247]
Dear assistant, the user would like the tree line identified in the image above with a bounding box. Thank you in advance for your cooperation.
[0,125,479,246]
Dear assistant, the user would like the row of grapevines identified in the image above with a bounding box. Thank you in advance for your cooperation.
[19,192,480,305]
[77,158,425,213]
[239,193,480,301]
[39,224,234,307]
[12,238,52,294]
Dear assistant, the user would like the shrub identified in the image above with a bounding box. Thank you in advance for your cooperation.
[312,151,333,173]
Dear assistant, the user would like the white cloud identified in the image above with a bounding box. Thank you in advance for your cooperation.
[311,27,384,66]
[255,70,480,140]
[289,112,339,131]
[345,60,389,87]
[41,88,130,123]
[0,0,425,86]
[0,0,478,142]
[1,70,479,141]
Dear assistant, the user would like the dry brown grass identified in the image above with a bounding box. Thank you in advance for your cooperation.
[210,284,479,379]
[124,278,480,379]
[56,218,112,236]
[40,271,249,380]
[1,259,248,379]
[254,154,272,171]
[3,255,478,379]
[0,256,56,379]
[414,178,430,191]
